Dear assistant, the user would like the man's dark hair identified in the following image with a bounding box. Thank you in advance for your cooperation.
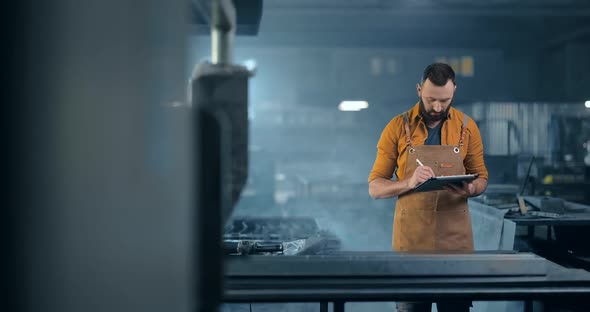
[420,63,456,86]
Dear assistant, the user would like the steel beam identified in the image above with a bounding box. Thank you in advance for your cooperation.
[226,253,548,277]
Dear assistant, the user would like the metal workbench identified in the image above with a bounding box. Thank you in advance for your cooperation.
[223,252,590,311]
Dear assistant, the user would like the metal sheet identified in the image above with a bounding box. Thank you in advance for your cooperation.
[225,253,547,277]
[470,201,509,250]
[499,219,516,251]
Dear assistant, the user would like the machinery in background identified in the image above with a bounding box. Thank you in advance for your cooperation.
[473,153,590,271]
[481,150,590,207]
[223,217,341,256]
[536,164,590,205]
[476,112,590,205]
[537,115,590,204]
[475,153,534,207]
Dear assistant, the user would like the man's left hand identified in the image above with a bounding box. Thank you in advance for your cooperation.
[444,181,476,198]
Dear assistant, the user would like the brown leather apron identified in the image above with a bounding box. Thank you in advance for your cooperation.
[392,113,474,252]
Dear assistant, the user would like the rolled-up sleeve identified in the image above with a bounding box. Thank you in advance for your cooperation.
[368,118,400,183]
[464,118,488,180]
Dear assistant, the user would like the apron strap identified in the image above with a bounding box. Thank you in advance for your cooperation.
[402,112,413,148]
[459,114,469,148]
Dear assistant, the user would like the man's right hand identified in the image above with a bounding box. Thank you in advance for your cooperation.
[369,165,437,199]
[408,165,436,188]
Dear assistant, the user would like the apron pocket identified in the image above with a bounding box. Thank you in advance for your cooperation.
[395,208,437,252]
[434,209,474,251]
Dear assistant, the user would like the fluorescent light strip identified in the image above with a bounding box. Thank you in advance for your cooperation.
[339,101,369,111]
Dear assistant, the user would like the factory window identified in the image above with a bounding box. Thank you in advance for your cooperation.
[435,56,474,77]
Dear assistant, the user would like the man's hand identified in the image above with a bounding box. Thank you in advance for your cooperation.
[408,165,436,188]
[444,181,476,198]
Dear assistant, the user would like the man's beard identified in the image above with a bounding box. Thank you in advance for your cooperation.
[419,97,452,123]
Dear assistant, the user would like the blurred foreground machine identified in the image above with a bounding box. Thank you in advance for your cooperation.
[191,1,261,311]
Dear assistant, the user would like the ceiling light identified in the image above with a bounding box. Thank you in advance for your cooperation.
[243,59,257,72]
[585,100,590,108]
[338,101,369,112]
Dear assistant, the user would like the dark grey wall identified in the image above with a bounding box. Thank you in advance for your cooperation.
[540,42,590,101]
[563,43,590,100]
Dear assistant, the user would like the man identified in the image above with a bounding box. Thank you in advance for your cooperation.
[368,63,488,312]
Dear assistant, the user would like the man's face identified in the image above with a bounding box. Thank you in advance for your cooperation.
[416,79,456,123]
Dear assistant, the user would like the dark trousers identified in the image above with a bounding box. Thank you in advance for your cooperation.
[396,301,471,312]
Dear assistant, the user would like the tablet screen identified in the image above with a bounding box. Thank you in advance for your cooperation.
[414,174,479,192]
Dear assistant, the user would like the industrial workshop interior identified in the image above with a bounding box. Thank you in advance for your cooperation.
[7,1,590,312]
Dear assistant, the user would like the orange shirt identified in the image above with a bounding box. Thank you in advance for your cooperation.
[368,103,488,182]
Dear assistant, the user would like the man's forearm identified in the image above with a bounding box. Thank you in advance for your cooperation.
[472,177,488,197]
[369,178,413,199]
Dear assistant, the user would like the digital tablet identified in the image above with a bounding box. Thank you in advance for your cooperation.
[414,174,479,193]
